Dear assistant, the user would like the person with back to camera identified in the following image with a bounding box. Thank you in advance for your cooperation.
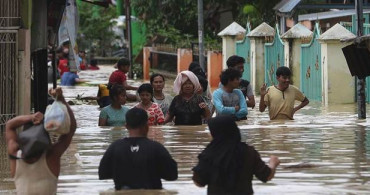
[150,73,173,117]
[164,71,211,125]
[135,83,165,125]
[99,84,130,126]
[192,115,280,194]
[99,107,178,190]
[223,55,256,108]
[6,87,76,195]
[213,69,248,120]
[109,58,138,101]
[259,66,309,120]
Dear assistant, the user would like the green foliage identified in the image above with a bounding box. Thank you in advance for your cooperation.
[77,2,118,56]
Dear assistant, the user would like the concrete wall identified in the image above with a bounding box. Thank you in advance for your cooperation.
[250,38,265,94]
[177,48,193,73]
[321,41,355,105]
[207,51,223,88]
[284,40,303,88]
[221,36,236,69]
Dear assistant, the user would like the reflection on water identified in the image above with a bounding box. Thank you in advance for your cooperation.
[1,66,370,194]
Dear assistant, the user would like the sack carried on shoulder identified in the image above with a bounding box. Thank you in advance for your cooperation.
[44,101,70,134]
[19,124,51,159]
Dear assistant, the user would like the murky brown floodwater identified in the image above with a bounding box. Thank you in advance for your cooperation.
[1,66,370,194]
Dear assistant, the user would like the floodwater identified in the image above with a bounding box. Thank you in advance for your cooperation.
[1,66,370,194]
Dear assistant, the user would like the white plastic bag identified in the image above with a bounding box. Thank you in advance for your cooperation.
[44,101,70,134]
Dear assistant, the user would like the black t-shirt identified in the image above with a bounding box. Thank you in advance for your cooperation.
[193,145,271,194]
[99,137,178,190]
[168,94,205,125]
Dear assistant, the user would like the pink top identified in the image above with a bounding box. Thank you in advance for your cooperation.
[135,102,165,126]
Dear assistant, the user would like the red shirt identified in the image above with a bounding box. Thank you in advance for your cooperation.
[88,65,100,70]
[109,70,126,85]
[58,58,69,77]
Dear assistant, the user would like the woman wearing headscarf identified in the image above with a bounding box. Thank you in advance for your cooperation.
[192,116,280,194]
[164,71,210,125]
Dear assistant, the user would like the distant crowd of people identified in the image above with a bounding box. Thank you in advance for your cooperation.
[48,42,100,86]
[6,54,311,194]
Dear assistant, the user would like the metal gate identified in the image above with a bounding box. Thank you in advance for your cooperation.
[264,24,285,86]
[300,23,321,101]
[0,0,20,130]
[236,23,251,81]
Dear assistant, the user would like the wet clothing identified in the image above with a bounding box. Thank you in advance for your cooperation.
[193,145,271,194]
[61,72,79,86]
[97,84,111,108]
[219,79,254,98]
[153,94,173,117]
[99,137,178,190]
[99,105,129,126]
[88,65,100,70]
[109,70,126,85]
[168,94,206,125]
[192,116,271,194]
[58,58,69,77]
[14,151,57,195]
[213,88,247,120]
[134,103,165,125]
[264,85,306,120]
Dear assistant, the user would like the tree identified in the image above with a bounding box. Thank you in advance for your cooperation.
[131,0,281,46]
[77,2,117,56]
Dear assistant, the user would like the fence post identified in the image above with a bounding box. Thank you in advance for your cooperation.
[281,23,313,88]
[318,24,356,105]
[143,47,153,81]
[218,22,246,69]
[247,22,274,94]
[177,48,193,73]
[207,51,223,88]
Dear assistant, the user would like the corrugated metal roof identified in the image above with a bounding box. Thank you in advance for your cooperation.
[281,23,312,39]
[217,22,246,36]
[318,23,356,41]
[247,22,275,37]
[299,9,370,21]
[273,0,302,13]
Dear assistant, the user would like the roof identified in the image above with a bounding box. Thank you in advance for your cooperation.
[217,22,246,36]
[247,22,275,37]
[273,0,302,13]
[299,9,370,21]
[318,23,356,41]
[281,23,312,39]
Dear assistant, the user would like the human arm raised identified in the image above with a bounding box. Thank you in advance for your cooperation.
[6,112,44,177]
[259,83,268,112]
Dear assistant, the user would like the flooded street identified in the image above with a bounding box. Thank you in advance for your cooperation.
[1,66,370,194]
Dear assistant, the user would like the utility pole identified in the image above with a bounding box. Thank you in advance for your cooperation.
[125,0,133,78]
[197,0,205,71]
[356,0,366,119]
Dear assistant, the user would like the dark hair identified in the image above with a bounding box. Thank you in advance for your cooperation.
[276,66,291,77]
[137,83,154,102]
[191,67,206,79]
[150,73,165,84]
[188,62,200,72]
[90,59,98,66]
[226,55,245,68]
[126,107,148,129]
[197,75,208,92]
[109,84,126,101]
[117,58,130,68]
[220,68,241,86]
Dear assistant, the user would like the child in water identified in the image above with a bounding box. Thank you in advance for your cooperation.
[135,83,165,126]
